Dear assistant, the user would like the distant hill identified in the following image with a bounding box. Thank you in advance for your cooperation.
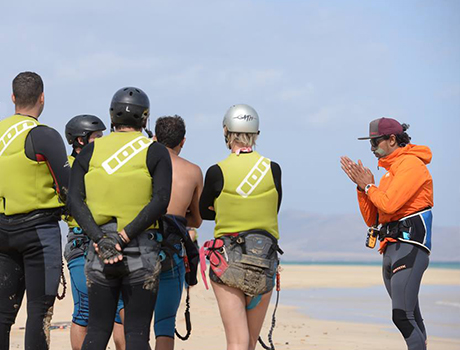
[278,210,460,263]
[60,210,460,263]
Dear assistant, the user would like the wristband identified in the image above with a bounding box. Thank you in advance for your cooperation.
[365,184,375,195]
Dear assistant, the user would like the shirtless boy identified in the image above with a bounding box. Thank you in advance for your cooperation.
[153,115,203,350]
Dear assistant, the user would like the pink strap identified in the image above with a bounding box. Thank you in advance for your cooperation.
[235,146,253,156]
[199,245,209,290]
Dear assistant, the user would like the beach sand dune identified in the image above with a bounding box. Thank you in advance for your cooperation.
[9,265,460,349]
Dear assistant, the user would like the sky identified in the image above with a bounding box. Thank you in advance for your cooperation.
[1,0,459,228]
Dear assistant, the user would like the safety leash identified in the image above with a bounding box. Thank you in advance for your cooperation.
[164,216,194,341]
[175,286,192,340]
[258,270,281,350]
[56,260,67,300]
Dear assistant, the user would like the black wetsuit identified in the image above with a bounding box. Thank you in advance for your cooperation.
[67,140,172,350]
[0,125,69,350]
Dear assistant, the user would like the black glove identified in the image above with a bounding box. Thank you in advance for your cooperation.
[96,231,127,261]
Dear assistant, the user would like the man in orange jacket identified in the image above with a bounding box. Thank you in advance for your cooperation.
[341,117,433,350]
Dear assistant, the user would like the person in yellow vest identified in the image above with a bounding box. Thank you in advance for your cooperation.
[63,115,126,350]
[0,71,70,350]
[67,87,172,350]
[199,104,283,350]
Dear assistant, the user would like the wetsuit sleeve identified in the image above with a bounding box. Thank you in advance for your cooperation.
[123,142,172,239]
[357,189,378,227]
[67,143,105,242]
[25,126,70,202]
[367,157,431,215]
[199,164,223,220]
[271,161,282,212]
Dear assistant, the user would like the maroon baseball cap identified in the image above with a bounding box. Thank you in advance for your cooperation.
[358,117,403,140]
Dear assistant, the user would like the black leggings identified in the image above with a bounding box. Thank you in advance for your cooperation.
[82,282,157,350]
[383,242,429,350]
[0,222,62,350]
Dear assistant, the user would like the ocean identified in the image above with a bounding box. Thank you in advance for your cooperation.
[278,263,460,339]
[282,261,460,269]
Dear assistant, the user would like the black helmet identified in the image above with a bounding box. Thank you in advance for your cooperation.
[109,87,150,128]
[65,114,106,148]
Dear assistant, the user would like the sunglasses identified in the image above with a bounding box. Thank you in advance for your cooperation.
[370,136,388,148]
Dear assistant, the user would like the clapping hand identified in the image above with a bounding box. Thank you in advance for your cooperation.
[340,156,375,191]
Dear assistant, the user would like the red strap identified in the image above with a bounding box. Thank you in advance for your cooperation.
[183,255,191,273]
[276,271,281,292]
[36,154,46,162]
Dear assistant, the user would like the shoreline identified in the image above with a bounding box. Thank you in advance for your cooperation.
[9,264,460,349]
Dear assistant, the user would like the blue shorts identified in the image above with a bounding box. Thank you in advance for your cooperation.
[68,255,124,326]
[154,254,185,338]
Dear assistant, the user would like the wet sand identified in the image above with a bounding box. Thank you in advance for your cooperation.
[9,265,460,349]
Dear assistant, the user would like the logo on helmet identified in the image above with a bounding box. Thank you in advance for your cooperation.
[234,114,255,122]
[126,106,131,112]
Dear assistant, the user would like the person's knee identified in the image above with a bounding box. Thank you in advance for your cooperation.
[26,295,55,319]
[0,306,20,326]
[392,309,415,339]
[154,335,174,350]
[154,316,176,338]
[113,326,126,350]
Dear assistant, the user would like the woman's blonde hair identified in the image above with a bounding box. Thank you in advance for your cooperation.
[224,127,258,149]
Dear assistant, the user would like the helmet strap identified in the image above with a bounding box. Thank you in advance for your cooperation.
[144,128,153,138]
[73,135,88,149]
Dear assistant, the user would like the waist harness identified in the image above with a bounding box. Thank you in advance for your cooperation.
[161,215,199,286]
[380,208,432,253]
[200,230,283,296]
[0,208,62,232]
[64,227,90,262]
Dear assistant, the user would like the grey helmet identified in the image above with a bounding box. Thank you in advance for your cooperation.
[65,114,106,148]
[222,104,260,134]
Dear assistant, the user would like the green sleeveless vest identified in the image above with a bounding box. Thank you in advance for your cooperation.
[85,132,157,231]
[0,114,63,215]
[214,151,279,239]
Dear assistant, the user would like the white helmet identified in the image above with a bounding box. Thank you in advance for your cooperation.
[222,104,260,134]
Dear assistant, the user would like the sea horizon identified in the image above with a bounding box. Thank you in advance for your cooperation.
[281,260,460,269]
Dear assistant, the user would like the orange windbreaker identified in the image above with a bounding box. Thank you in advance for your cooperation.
[357,144,434,252]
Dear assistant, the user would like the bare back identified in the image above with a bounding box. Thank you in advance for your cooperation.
[167,149,203,228]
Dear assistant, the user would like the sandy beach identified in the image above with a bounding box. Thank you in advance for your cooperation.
[9,264,460,350]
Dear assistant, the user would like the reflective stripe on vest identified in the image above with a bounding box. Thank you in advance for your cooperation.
[214,152,279,239]
[85,132,158,231]
[0,114,63,215]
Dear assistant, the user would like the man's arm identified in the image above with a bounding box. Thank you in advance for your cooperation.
[199,164,223,220]
[185,165,203,228]
[367,157,431,215]
[123,142,172,239]
[67,143,105,241]
[357,189,379,227]
[26,126,70,202]
[271,161,282,212]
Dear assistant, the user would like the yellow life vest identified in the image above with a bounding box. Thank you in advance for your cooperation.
[0,114,63,215]
[214,151,279,239]
[85,132,158,231]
